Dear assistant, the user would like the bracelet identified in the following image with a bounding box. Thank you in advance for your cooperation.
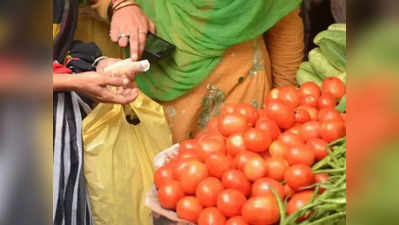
[113,1,140,13]
[108,0,140,21]
[92,56,108,68]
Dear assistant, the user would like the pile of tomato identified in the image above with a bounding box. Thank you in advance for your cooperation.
[154,78,346,225]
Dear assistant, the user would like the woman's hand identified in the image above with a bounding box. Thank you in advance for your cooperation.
[96,57,147,81]
[109,5,155,60]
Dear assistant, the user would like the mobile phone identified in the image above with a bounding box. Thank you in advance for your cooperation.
[143,33,176,60]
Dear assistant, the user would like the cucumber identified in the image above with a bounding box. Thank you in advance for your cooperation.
[328,23,346,32]
[319,39,346,71]
[314,30,346,48]
[308,48,342,79]
[296,62,323,86]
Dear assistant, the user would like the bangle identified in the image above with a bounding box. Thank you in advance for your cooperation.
[92,56,108,68]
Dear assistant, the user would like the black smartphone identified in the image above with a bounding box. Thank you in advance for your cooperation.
[143,33,176,60]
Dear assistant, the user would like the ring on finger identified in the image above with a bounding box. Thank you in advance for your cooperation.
[138,30,147,34]
[118,33,130,39]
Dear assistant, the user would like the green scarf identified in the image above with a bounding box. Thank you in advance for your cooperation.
[133,0,302,101]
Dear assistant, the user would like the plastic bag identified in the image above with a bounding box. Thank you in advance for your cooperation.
[82,92,172,225]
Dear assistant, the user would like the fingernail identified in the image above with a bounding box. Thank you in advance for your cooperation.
[123,78,129,85]
[139,60,150,71]
[131,54,137,60]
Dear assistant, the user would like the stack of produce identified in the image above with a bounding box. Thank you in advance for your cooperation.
[153,78,346,225]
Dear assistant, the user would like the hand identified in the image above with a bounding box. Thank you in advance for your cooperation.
[73,71,139,104]
[96,57,148,81]
[110,5,155,60]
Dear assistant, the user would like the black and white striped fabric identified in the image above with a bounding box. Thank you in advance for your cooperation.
[53,91,92,225]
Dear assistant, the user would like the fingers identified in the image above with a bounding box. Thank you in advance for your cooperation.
[110,24,120,43]
[105,88,139,104]
[138,30,147,59]
[118,35,129,48]
[129,29,139,61]
[101,76,130,87]
[148,20,156,34]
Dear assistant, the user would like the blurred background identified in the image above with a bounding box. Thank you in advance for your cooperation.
[1,0,399,224]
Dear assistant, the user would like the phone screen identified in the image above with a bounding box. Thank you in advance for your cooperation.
[144,33,175,59]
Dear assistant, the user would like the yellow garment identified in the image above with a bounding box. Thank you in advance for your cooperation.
[82,92,172,225]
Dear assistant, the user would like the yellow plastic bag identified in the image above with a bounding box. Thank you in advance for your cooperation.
[82,92,172,225]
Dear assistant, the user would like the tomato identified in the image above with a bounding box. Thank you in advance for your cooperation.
[173,158,198,180]
[296,105,318,121]
[286,190,314,215]
[178,150,201,161]
[241,196,280,225]
[284,165,314,191]
[257,109,269,119]
[226,133,246,156]
[196,177,224,207]
[306,138,328,161]
[255,118,281,140]
[318,93,337,109]
[234,151,259,170]
[205,153,233,178]
[177,196,203,222]
[217,189,247,217]
[318,108,343,122]
[226,216,249,225]
[299,82,321,99]
[278,132,304,147]
[269,140,289,158]
[218,113,249,137]
[264,157,289,181]
[294,107,311,123]
[300,95,318,108]
[179,139,199,153]
[341,113,346,122]
[158,180,185,209]
[222,169,251,196]
[243,128,272,152]
[198,207,226,225]
[265,88,280,103]
[154,166,174,188]
[285,144,315,166]
[287,124,302,135]
[265,99,295,129]
[278,86,300,108]
[207,117,221,134]
[315,173,329,193]
[180,160,209,194]
[252,178,285,199]
[197,137,226,160]
[236,103,259,125]
[284,184,295,198]
[322,77,345,99]
[299,121,321,140]
[221,103,237,115]
[320,119,346,142]
[243,157,267,181]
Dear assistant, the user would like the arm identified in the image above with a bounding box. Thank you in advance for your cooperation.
[265,7,305,88]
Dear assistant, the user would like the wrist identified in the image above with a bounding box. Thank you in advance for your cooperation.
[53,74,78,91]
[108,0,140,19]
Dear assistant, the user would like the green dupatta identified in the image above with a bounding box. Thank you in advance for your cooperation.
[133,0,302,101]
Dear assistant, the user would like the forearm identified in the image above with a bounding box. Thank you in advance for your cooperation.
[53,75,78,92]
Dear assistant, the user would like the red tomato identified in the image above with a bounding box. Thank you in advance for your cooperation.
[241,196,280,225]
[217,189,247,217]
[318,108,343,122]
[154,166,174,188]
[243,128,272,152]
[294,107,311,123]
[299,82,321,99]
[269,140,289,158]
[180,160,209,194]
[179,139,199,153]
[222,169,251,196]
[221,103,237,115]
[265,88,280,103]
[322,77,345,99]
[265,99,295,129]
[234,151,259,170]
[197,137,226,160]
[296,105,318,121]
[341,113,346,122]
[284,184,295,198]
[255,118,281,140]
[257,109,268,119]
[300,95,318,107]
[177,196,203,222]
[243,157,267,181]
[264,157,289,181]
[178,150,201,161]
[207,117,221,134]
[196,177,224,207]
[198,207,226,225]
[205,153,233,178]
[226,216,249,225]
[158,180,185,209]
[318,93,337,109]
[236,103,259,125]
[278,132,304,147]
[252,178,285,199]
[173,158,198,180]
[320,120,346,142]
[284,165,314,191]
[287,124,302,135]
[196,132,210,142]
[226,133,246,157]
[300,121,321,140]
[315,173,329,193]
[278,86,300,108]
[306,138,328,161]
[218,113,249,137]
[285,144,315,166]
[286,190,314,215]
